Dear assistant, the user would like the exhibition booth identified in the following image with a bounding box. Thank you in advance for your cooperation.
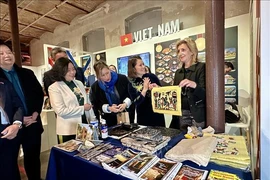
[22,13,253,179]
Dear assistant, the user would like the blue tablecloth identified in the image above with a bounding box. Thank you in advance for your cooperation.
[46,133,252,180]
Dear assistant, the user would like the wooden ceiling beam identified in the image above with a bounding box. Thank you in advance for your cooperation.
[0,0,8,4]
[0,29,40,39]
[5,0,68,42]
[65,2,90,13]
[17,7,70,25]
[0,18,53,33]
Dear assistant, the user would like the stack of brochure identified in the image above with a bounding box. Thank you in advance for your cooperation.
[140,158,181,180]
[101,149,139,174]
[121,127,171,153]
[168,164,208,180]
[75,143,115,161]
[54,139,82,152]
[121,136,170,154]
[120,153,159,179]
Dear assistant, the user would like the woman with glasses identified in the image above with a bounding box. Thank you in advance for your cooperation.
[48,57,96,143]
[170,38,206,131]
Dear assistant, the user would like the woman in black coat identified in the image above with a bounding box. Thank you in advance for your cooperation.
[170,38,206,131]
[128,56,165,127]
[90,61,149,127]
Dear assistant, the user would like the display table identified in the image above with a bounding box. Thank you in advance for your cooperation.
[46,133,252,180]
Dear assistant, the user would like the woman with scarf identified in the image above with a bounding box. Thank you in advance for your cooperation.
[90,61,149,127]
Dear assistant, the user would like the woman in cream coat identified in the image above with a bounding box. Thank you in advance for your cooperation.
[48,57,95,143]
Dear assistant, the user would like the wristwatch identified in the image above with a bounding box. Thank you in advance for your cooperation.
[13,122,22,129]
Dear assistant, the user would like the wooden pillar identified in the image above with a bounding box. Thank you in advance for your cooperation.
[205,0,225,133]
[8,0,21,67]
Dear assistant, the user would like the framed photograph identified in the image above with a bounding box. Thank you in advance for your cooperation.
[151,86,182,116]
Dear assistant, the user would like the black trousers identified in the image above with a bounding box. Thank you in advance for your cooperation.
[21,124,42,180]
[0,125,21,180]
[170,110,205,133]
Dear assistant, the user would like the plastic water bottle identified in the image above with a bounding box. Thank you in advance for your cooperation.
[100,119,108,139]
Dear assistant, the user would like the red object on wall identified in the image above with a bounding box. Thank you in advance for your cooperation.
[120,33,133,46]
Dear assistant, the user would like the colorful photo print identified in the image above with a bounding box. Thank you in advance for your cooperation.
[224,47,236,60]
[154,39,180,86]
[76,123,92,142]
[225,86,237,97]
[198,51,206,62]
[151,86,182,116]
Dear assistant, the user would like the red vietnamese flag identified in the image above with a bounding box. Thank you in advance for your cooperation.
[120,33,133,46]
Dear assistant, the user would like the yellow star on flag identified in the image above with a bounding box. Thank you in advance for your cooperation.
[124,37,128,42]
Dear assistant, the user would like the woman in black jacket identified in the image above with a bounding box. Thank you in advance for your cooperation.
[128,56,165,127]
[90,61,149,127]
[170,38,206,131]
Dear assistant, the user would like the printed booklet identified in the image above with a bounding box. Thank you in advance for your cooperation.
[101,149,139,174]
[207,170,241,180]
[140,158,181,180]
[169,164,208,180]
[54,139,82,152]
[120,153,159,179]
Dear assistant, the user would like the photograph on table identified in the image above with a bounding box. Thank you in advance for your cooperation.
[140,158,179,180]
[76,123,93,142]
[151,86,182,116]
[170,164,208,180]
[54,139,82,152]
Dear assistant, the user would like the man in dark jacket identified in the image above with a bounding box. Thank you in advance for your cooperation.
[43,47,85,96]
[0,78,23,180]
[0,43,44,180]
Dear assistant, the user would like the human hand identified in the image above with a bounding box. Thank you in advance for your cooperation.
[142,77,151,91]
[117,103,127,112]
[1,125,20,139]
[32,112,38,121]
[109,104,120,113]
[84,103,93,111]
[179,79,197,88]
[23,116,37,127]
[149,83,159,90]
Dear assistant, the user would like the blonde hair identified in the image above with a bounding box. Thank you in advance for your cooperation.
[176,38,198,65]
[93,61,109,79]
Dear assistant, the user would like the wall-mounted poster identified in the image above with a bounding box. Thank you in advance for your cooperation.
[117,52,150,76]
[151,86,182,116]
[94,52,106,64]
[154,39,180,86]
[189,26,239,104]
[47,46,54,69]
